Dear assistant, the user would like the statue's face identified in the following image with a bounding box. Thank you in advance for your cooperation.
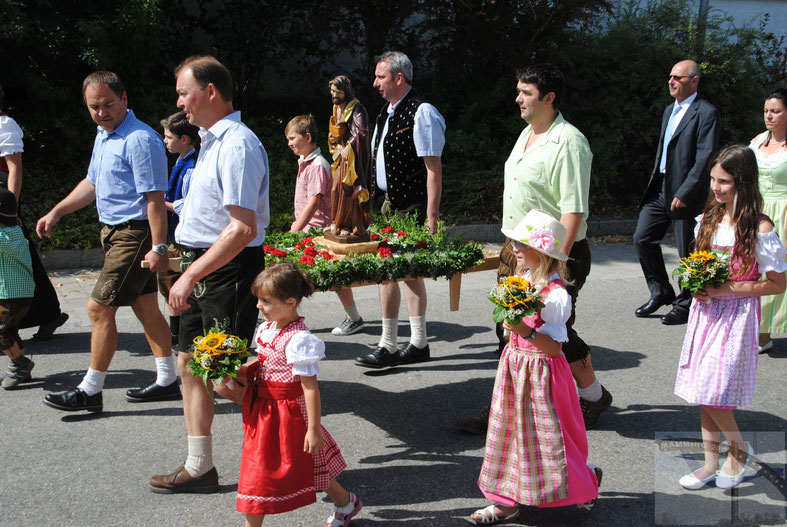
[330,84,346,105]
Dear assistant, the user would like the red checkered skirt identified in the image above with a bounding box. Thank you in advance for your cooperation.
[236,377,346,515]
[478,342,598,506]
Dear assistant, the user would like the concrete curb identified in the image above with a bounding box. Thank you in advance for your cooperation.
[38,219,639,270]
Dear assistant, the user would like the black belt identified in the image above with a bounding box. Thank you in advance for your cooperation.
[103,219,149,230]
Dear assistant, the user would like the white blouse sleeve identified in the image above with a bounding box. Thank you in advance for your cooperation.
[285,330,326,377]
[693,214,704,238]
[0,116,24,156]
[756,230,787,273]
[537,287,571,343]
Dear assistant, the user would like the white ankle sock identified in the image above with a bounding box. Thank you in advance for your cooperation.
[336,493,355,513]
[184,435,213,477]
[408,315,427,348]
[343,302,361,322]
[77,368,106,396]
[578,379,602,402]
[155,355,178,387]
[378,318,398,353]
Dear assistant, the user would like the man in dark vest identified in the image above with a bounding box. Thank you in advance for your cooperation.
[355,51,446,369]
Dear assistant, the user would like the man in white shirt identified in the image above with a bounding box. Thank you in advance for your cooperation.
[355,51,446,369]
[149,55,269,494]
[634,59,720,325]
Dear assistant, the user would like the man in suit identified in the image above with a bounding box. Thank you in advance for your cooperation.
[633,59,721,325]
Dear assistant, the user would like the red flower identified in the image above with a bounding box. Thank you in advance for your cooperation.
[298,255,316,266]
[304,236,313,243]
[370,233,380,240]
[415,240,428,249]
[319,251,334,261]
[303,246,317,257]
[271,249,287,258]
[294,241,304,251]
[377,247,392,258]
[397,231,407,238]
[381,226,394,234]
[263,245,274,253]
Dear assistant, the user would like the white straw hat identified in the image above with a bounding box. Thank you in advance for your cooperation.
[500,209,568,261]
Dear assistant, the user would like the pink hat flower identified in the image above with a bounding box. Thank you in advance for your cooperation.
[526,227,556,253]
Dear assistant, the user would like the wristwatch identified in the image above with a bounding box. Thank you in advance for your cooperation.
[523,328,537,341]
[152,244,169,256]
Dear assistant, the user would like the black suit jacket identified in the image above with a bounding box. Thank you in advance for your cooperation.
[639,95,721,220]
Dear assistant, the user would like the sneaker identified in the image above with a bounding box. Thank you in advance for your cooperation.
[332,316,366,336]
[580,385,612,429]
[2,356,35,389]
[456,405,490,435]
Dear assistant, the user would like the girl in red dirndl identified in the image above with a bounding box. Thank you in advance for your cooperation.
[215,263,362,527]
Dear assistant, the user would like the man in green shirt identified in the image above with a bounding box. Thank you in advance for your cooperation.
[459,64,612,433]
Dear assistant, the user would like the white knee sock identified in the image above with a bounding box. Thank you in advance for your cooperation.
[343,302,361,322]
[155,355,178,387]
[378,318,398,353]
[184,435,213,477]
[578,378,602,402]
[77,368,106,396]
[408,315,427,349]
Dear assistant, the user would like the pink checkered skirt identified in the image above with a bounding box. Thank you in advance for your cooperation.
[675,295,760,408]
[477,343,599,506]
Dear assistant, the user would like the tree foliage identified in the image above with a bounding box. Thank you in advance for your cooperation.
[0,0,784,249]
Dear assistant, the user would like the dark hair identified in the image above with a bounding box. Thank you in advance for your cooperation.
[251,263,315,304]
[695,145,765,278]
[160,111,200,147]
[284,114,318,143]
[328,75,356,101]
[0,83,4,109]
[515,64,565,110]
[175,55,233,102]
[82,71,126,98]
[765,87,787,105]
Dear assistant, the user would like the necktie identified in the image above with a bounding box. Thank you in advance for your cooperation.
[659,104,682,173]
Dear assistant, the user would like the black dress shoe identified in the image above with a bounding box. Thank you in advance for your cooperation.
[44,388,103,412]
[126,380,181,402]
[661,307,689,325]
[32,312,69,341]
[634,297,674,317]
[398,343,430,365]
[355,347,401,368]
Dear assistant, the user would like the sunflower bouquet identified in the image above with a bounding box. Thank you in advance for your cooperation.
[672,250,729,295]
[489,275,546,326]
[187,320,250,392]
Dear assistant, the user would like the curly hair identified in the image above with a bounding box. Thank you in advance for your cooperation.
[694,145,766,278]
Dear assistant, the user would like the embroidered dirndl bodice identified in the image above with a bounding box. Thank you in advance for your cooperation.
[256,317,308,383]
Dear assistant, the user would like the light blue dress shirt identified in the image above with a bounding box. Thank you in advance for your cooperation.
[175,112,269,248]
[86,110,167,225]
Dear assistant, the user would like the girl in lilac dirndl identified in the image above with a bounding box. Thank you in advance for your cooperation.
[214,263,362,527]
[674,145,787,491]
[470,210,600,525]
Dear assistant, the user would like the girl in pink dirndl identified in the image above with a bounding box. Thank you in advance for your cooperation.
[674,145,786,491]
[471,209,600,525]
[215,263,362,527]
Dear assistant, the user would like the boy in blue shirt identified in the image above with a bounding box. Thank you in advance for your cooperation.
[159,111,199,348]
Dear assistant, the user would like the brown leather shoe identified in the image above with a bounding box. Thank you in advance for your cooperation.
[149,465,219,494]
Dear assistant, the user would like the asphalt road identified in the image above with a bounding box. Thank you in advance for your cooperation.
[2,239,784,526]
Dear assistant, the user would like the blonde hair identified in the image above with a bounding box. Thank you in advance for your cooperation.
[517,250,569,287]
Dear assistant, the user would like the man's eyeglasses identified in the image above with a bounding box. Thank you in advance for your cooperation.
[668,75,696,81]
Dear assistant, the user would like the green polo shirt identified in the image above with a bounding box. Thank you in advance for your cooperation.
[502,112,592,241]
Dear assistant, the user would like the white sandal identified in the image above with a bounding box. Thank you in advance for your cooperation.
[469,503,520,525]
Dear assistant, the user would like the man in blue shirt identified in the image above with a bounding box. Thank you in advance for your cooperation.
[37,71,177,413]
[149,56,268,494]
